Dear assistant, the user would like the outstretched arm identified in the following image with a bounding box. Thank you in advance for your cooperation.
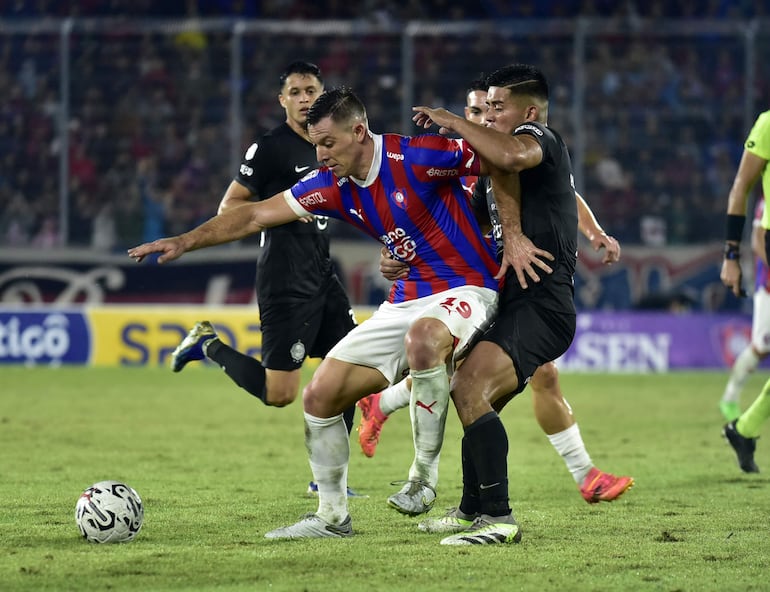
[128,192,300,264]
[576,191,620,264]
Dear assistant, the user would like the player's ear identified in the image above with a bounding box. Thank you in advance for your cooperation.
[353,121,367,142]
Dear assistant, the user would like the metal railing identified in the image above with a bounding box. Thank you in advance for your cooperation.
[1,17,767,249]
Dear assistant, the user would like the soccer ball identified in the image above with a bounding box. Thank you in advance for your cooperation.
[75,480,144,543]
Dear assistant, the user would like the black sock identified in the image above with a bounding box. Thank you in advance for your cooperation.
[464,411,510,518]
[342,404,355,436]
[458,434,481,516]
[205,340,268,404]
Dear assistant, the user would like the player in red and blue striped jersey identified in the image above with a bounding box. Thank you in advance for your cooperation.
[285,133,500,303]
[127,87,553,540]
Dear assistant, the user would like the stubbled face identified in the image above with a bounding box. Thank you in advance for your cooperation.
[484,86,533,134]
[464,89,488,124]
[308,116,364,179]
[279,73,323,128]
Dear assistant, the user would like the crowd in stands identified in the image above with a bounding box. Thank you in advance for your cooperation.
[0,2,768,250]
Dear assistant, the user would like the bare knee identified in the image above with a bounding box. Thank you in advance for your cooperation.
[405,318,453,370]
[264,370,300,407]
[530,362,559,396]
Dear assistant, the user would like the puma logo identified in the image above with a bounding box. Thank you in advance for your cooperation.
[416,400,437,414]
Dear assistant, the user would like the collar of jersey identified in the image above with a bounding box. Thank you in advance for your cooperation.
[349,131,380,188]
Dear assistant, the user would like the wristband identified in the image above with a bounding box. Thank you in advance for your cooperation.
[724,242,741,260]
[726,214,746,242]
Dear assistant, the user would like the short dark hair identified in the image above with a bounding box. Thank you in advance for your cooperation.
[467,73,488,95]
[279,60,323,88]
[306,87,366,128]
[486,64,548,102]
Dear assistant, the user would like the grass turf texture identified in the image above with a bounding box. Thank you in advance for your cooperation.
[1,366,768,591]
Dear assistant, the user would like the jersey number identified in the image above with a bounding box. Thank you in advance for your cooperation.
[439,297,472,319]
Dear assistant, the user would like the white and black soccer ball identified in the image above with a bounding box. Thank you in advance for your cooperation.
[75,480,144,543]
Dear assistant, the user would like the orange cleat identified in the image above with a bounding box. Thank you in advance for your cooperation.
[356,392,389,457]
[579,467,634,503]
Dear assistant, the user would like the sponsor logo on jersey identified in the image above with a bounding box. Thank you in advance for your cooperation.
[514,123,544,136]
[349,208,364,222]
[380,227,417,261]
[390,188,408,210]
[386,151,405,161]
[337,177,348,187]
[426,167,459,178]
[298,191,326,207]
[240,164,253,176]
[290,340,306,364]
[245,142,258,159]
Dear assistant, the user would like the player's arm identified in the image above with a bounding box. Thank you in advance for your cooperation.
[128,193,300,264]
[721,150,767,297]
[412,105,542,174]
[217,180,253,214]
[489,167,554,288]
[576,191,620,264]
[751,215,767,266]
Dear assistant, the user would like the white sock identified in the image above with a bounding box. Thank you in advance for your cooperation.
[379,378,411,416]
[407,365,449,487]
[722,347,760,404]
[304,412,349,524]
[547,423,593,484]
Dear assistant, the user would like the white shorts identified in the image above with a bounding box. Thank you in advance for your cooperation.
[327,285,498,385]
[752,288,770,353]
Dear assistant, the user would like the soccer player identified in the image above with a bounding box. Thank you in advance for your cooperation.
[721,108,770,473]
[409,63,596,544]
[165,62,362,495]
[719,197,770,422]
[359,77,632,515]
[128,87,529,540]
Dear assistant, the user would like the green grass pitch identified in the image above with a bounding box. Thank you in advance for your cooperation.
[1,366,768,591]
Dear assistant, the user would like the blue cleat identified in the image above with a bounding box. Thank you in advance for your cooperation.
[170,321,218,372]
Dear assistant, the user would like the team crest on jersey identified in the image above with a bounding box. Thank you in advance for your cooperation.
[290,340,306,364]
[390,188,408,210]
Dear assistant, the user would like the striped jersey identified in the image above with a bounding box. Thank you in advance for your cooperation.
[283,133,500,303]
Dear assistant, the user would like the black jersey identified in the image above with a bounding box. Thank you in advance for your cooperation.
[235,122,333,303]
[472,121,577,312]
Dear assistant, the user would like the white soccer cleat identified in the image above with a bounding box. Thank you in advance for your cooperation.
[264,513,353,539]
[387,480,436,516]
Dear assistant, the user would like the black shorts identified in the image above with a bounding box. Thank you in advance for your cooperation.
[258,275,356,371]
[480,286,576,396]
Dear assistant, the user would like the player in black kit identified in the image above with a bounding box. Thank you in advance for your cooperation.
[170,61,361,495]
[412,64,584,544]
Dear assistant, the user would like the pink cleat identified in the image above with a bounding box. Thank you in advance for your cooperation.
[356,393,389,458]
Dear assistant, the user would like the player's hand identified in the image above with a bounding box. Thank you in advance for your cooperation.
[412,106,459,135]
[298,214,315,224]
[590,232,621,264]
[127,237,186,264]
[497,232,554,289]
[379,247,409,281]
[720,259,745,297]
